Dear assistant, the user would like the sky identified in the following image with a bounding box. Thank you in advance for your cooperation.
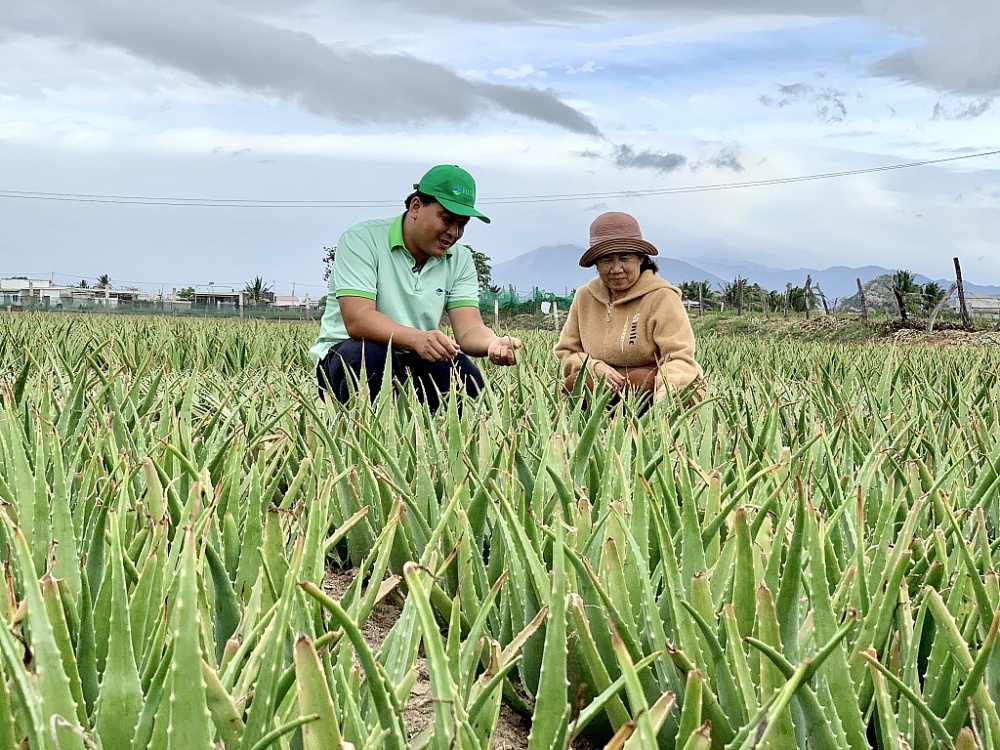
[2,0,999,298]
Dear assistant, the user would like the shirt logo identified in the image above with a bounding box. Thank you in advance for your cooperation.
[436,287,446,297]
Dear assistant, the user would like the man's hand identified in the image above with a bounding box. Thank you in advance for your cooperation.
[486,335,522,366]
[413,330,460,362]
[592,361,626,391]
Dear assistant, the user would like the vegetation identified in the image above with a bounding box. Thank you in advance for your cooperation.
[243,275,275,306]
[1,313,999,749]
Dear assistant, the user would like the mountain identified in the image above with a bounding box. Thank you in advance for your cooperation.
[491,245,1000,300]
[491,244,726,294]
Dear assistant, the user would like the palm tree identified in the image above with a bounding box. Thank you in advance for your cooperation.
[243,276,274,306]
[78,279,89,289]
[891,269,920,322]
[96,274,111,289]
[719,276,750,314]
[921,281,947,312]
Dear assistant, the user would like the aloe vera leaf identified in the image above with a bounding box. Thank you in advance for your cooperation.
[861,648,952,747]
[402,563,463,749]
[460,571,507,695]
[755,584,798,749]
[197,659,244,750]
[467,639,519,736]
[720,603,758,716]
[0,658,18,749]
[0,612,46,750]
[93,512,144,749]
[679,722,713,750]
[871,664,904,750]
[300,581,407,750]
[622,689,676,750]
[4,516,87,749]
[293,637,342,750]
[775,488,806,663]
[41,574,87,728]
[566,591,631,731]
[730,614,854,750]
[743,636,847,750]
[730,508,758,646]
[47,423,82,606]
[804,503,867,750]
[571,651,661,738]
[234,464,266,597]
[926,590,1000,739]
[676,669,704,746]
[526,514,569,750]
[204,539,241,665]
[680,599,748,727]
[147,525,214,750]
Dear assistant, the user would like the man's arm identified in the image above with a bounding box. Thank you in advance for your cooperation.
[339,297,460,362]
[448,306,521,364]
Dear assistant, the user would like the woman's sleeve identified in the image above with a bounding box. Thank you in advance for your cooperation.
[649,290,704,400]
[554,296,600,376]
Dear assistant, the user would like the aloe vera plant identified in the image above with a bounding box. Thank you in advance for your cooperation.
[2,312,1000,748]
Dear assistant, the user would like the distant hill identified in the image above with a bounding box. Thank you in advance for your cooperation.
[491,244,726,294]
[492,244,1000,300]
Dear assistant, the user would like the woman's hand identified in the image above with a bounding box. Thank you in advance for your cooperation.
[592,362,626,391]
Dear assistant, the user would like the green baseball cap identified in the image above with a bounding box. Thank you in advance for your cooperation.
[413,164,490,223]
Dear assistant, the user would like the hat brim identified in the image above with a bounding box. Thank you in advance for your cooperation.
[435,195,491,223]
[579,237,658,267]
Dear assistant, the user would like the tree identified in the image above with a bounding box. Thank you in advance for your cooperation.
[78,279,89,289]
[177,287,196,300]
[464,245,499,293]
[679,280,714,303]
[96,274,111,289]
[891,269,920,322]
[243,276,274,306]
[921,281,947,312]
[322,246,337,282]
[719,276,750,314]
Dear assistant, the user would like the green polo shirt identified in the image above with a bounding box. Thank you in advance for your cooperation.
[309,213,480,365]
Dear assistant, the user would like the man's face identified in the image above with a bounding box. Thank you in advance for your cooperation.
[407,198,470,260]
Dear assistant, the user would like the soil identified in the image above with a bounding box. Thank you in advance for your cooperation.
[321,569,598,749]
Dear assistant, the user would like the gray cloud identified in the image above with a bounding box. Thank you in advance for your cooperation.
[613,144,687,173]
[705,147,745,172]
[863,0,1000,94]
[931,97,994,120]
[759,82,848,123]
[2,0,599,135]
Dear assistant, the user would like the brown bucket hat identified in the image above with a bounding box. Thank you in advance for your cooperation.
[579,211,659,267]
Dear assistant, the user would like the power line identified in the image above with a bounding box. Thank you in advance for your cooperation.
[0,149,997,208]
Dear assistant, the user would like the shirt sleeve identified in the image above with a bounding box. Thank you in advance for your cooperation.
[553,295,605,376]
[445,247,480,310]
[332,225,379,300]
[648,289,704,398]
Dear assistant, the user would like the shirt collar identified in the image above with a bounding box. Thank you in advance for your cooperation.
[389,213,454,257]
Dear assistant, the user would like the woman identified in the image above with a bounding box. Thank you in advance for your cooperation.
[554,211,704,405]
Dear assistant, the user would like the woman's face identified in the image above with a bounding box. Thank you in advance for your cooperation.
[596,252,643,296]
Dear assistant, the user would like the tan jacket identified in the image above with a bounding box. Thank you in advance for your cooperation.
[554,271,703,400]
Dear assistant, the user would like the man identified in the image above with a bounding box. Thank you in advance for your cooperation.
[310,164,522,409]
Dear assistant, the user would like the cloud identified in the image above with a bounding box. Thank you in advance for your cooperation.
[864,0,1000,94]
[566,61,601,75]
[759,82,848,123]
[931,97,994,120]
[704,147,745,172]
[492,64,543,80]
[2,0,599,135]
[613,144,687,174]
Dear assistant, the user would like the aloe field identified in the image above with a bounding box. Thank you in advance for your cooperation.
[2,312,1000,750]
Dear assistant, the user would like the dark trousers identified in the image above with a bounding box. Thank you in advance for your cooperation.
[317,339,485,411]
